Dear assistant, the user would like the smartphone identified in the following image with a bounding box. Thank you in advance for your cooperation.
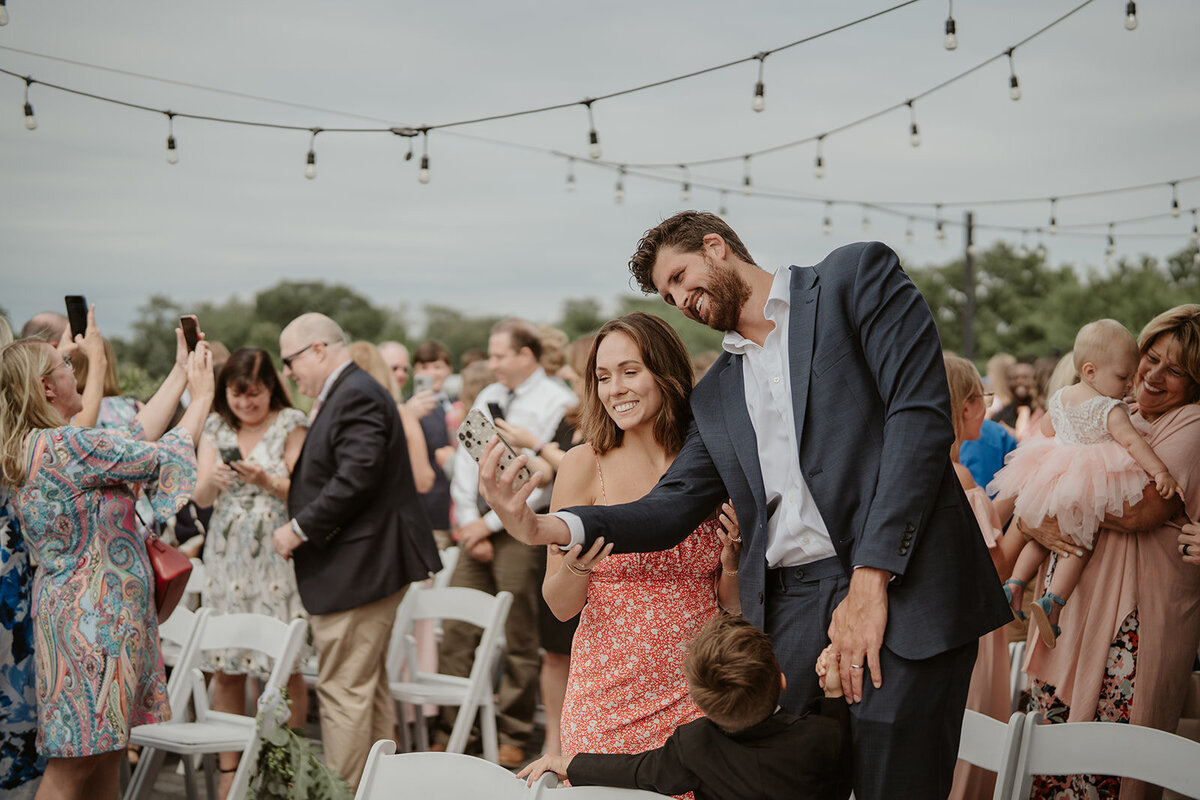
[218,445,243,464]
[414,373,434,394]
[180,315,199,352]
[456,407,532,492]
[64,295,88,339]
[486,402,505,422]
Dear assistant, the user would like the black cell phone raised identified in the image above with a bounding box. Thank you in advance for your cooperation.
[486,402,505,421]
[218,445,243,464]
[64,295,88,339]
[180,315,199,352]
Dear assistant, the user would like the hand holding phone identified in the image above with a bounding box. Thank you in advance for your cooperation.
[218,445,243,465]
[180,315,200,352]
[65,295,88,340]
[414,373,434,394]
[457,407,532,492]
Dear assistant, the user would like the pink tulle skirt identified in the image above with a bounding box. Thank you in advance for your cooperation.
[987,438,1149,548]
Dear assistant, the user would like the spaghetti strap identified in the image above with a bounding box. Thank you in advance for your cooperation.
[592,447,607,506]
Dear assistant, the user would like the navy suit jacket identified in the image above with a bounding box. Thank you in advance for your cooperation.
[288,362,440,615]
[571,242,1011,659]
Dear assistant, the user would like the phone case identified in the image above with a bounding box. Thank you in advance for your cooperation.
[219,446,243,464]
[456,407,532,492]
[65,296,88,339]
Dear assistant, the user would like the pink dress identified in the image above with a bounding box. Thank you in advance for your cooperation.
[988,388,1149,548]
[948,487,1013,800]
[560,456,723,762]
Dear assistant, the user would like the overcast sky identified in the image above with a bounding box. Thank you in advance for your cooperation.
[2,0,1197,340]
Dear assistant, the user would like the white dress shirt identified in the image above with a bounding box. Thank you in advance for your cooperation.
[558,266,835,568]
[451,368,576,533]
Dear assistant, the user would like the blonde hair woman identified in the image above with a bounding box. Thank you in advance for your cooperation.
[0,316,213,800]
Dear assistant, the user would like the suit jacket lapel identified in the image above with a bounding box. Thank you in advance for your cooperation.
[295,362,360,470]
[788,266,819,453]
[720,356,767,511]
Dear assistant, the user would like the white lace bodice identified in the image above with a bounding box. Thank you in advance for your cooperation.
[1048,387,1126,446]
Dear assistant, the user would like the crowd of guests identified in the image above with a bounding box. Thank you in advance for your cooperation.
[1,216,1198,800]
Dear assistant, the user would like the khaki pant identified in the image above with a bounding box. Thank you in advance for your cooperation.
[438,531,542,749]
[309,587,406,789]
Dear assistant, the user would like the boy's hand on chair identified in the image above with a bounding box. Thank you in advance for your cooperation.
[517,753,572,786]
[816,645,844,699]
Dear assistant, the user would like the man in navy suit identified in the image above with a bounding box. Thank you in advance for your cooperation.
[479,212,1011,799]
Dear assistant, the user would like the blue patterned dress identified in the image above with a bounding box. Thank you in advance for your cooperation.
[1,492,43,798]
[11,421,196,757]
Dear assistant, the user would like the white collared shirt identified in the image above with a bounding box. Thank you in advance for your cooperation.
[720,266,835,568]
[315,359,353,407]
[451,367,576,533]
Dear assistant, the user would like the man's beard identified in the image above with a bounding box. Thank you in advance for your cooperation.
[701,256,752,332]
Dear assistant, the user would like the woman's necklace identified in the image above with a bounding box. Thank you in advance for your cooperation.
[240,413,274,434]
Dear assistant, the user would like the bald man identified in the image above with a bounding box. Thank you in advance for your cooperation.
[273,313,439,787]
[20,311,68,343]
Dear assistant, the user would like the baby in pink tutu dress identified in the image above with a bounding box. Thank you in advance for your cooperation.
[988,319,1181,647]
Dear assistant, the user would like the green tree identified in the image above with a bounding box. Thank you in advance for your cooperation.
[254,281,395,343]
[112,294,184,382]
[420,305,501,367]
[613,297,725,357]
[557,298,607,341]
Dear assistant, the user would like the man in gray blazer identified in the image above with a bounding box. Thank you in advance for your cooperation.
[479,212,1011,799]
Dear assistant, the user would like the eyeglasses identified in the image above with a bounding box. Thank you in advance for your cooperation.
[43,355,73,376]
[981,392,995,403]
[281,342,323,369]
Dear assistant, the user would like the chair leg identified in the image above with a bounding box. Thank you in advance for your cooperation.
[181,752,200,800]
[123,746,167,800]
[201,753,219,800]
[480,696,499,765]
[445,700,475,755]
[395,700,413,753]
[412,702,431,752]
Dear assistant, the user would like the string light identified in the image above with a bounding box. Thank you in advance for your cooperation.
[1017,232,1030,258]
[907,101,920,148]
[814,135,826,179]
[1036,232,1048,260]
[615,166,625,204]
[935,204,946,241]
[22,78,36,130]
[1006,49,1022,101]
[742,155,753,196]
[304,128,319,180]
[822,201,833,235]
[165,112,178,165]
[861,207,871,232]
[1192,210,1199,246]
[1105,223,1116,259]
[1048,197,1058,235]
[1124,1,1138,30]
[944,0,959,50]
[418,130,431,184]
[905,217,915,243]
[1170,182,1180,217]
[679,164,691,203]
[718,190,729,217]
[583,100,601,160]
[752,53,767,113]
[0,0,8,27]
[565,157,576,192]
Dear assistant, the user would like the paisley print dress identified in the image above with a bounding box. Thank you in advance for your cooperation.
[201,409,311,675]
[1,492,43,797]
[11,422,196,757]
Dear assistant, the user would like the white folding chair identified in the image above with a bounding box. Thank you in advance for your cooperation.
[160,563,207,669]
[1012,711,1200,799]
[386,586,512,762]
[123,613,308,800]
[956,709,1025,800]
[1008,640,1027,713]
[354,740,532,800]
[433,546,460,590]
[532,781,674,799]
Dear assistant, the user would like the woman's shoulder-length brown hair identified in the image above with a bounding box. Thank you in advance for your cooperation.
[212,347,292,430]
[578,312,694,456]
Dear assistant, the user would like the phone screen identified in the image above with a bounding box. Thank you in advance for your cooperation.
[414,374,434,394]
[487,402,505,421]
[64,295,88,339]
[219,446,243,464]
[180,315,199,352]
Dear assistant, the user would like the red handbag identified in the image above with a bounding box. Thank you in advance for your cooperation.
[145,534,192,623]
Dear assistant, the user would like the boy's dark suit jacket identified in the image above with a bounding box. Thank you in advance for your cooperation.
[288,362,440,616]
[569,699,852,800]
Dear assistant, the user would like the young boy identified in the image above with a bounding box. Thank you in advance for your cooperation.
[517,614,852,800]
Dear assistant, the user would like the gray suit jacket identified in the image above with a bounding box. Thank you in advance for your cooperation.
[571,241,1011,659]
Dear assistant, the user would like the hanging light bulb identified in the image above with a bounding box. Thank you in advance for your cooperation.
[583,100,601,159]
[861,207,871,232]
[1017,237,1030,258]
[1048,198,1058,235]
[908,101,920,148]
[164,113,178,165]
[1106,224,1116,257]
[614,167,625,204]
[0,0,8,26]
[565,158,576,192]
[1191,210,1199,246]
[1036,240,1048,259]
[718,190,729,217]
[22,79,36,130]
[1007,50,1022,101]
[679,165,691,203]
[742,156,753,196]
[944,4,959,50]
[1124,1,1138,30]
[304,129,319,179]
[752,54,767,112]
[905,218,915,244]
[418,130,431,184]
[935,204,945,241]
[822,202,833,235]
[1170,182,1181,217]
[814,135,826,179]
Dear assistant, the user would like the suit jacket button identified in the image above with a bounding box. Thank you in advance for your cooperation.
[758,592,764,604]
[794,569,804,581]
[904,523,915,533]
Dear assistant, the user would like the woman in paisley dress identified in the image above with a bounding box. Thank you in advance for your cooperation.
[542,313,741,774]
[191,347,310,797]
[1018,305,1200,799]
[0,315,213,800]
